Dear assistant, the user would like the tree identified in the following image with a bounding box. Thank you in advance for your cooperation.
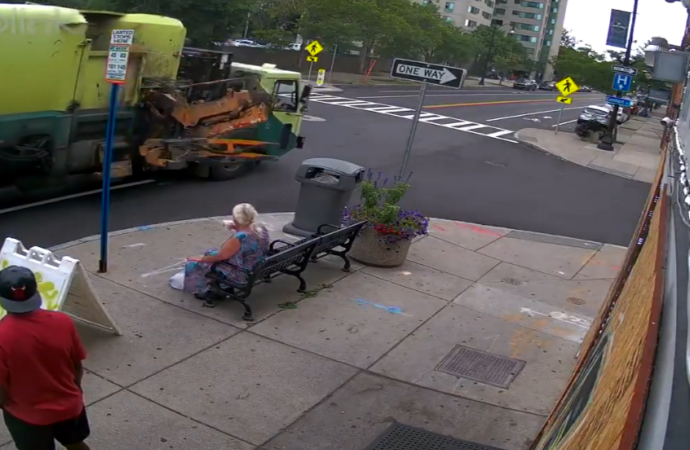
[560,29,578,48]
[31,0,253,46]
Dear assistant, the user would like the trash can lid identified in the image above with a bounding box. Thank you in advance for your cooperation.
[301,158,364,176]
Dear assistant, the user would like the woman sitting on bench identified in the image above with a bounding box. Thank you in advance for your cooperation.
[183,203,270,301]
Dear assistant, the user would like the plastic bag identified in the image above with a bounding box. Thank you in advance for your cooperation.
[312,173,339,185]
[169,269,185,291]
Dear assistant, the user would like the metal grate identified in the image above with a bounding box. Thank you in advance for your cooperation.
[500,277,521,285]
[435,345,526,389]
[364,422,507,450]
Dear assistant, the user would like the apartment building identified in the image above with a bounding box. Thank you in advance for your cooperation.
[491,0,568,80]
[420,0,496,30]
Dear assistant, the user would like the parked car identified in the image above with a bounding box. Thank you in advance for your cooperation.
[231,39,265,48]
[580,85,592,92]
[284,43,301,51]
[513,78,538,90]
[578,105,628,126]
[539,81,555,91]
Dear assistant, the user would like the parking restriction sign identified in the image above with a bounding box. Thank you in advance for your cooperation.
[105,30,134,84]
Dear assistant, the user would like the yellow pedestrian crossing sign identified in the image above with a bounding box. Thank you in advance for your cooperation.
[305,40,323,56]
[556,96,572,104]
[555,77,579,96]
[306,55,318,63]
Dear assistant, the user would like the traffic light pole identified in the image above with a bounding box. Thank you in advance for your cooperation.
[598,0,639,151]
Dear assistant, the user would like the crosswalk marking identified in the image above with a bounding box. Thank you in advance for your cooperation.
[308,93,517,143]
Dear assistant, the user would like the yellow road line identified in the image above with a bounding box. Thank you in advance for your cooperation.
[424,99,554,109]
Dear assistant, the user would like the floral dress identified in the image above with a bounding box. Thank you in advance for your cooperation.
[183,229,270,295]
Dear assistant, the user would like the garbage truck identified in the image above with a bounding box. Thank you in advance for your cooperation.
[0,3,312,191]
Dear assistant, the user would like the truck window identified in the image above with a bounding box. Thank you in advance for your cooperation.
[273,80,298,112]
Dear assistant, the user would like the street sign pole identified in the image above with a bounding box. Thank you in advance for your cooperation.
[99,29,133,273]
[328,44,337,82]
[388,58,466,177]
[399,82,428,178]
[599,0,639,150]
[308,62,313,81]
[555,102,565,135]
[98,83,120,273]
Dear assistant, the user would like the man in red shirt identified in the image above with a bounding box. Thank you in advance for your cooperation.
[0,266,91,450]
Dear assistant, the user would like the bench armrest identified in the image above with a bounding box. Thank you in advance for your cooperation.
[270,239,296,251]
[210,260,251,275]
[315,223,341,235]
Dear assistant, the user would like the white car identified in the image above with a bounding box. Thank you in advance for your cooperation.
[284,43,301,51]
[578,105,628,125]
[231,39,265,48]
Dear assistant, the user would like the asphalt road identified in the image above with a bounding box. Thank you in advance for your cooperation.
[0,84,649,248]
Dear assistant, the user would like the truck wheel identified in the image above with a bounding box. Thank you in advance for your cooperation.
[208,161,253,181]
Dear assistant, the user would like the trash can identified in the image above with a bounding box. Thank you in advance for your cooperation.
[283,158,365,237]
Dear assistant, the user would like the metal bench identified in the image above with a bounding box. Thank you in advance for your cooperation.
[205,238,317,321]
[204,221,366,321]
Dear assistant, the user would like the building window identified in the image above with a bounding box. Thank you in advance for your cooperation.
[515,23,540,31]
[445,1,454,11]
[552,7,558,12]
[469,6,480,13]
[494,8,505,15]
[514,1,544,8]
[548,29,553,35]
[551,18,556,24]
[482,11,492,19]
[445,16,454,22]
[465,19,478,27]
[511,10,542,19]
[485,0,495,6]
[525,47,535,55]
[492,19,504,26]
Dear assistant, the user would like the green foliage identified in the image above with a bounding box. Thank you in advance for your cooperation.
[551,33,670,94]
[31,0,533,74]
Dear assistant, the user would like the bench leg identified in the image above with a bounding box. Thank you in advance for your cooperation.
[238,299,254,321]
[328,250,351,272]
[282,269,307,292]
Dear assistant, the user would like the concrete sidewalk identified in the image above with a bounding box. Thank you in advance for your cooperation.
[0,214,625,450]
[515,115,664,183]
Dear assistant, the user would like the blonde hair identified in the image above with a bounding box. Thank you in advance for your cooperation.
[232,203,263,235]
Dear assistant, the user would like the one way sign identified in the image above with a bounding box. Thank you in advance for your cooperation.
[390,58,467,89]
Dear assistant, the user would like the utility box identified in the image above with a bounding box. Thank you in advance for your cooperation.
[283,158,365,237]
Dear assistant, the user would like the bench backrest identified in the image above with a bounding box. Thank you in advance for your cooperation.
[253,238,318,279]
[313,221,367,255]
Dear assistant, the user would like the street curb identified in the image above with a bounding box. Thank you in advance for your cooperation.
[514,129,649,183]
[49,213,625,253]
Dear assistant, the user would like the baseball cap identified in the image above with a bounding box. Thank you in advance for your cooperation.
[0,266,42,314]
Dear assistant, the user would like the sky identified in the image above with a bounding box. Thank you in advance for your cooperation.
[563,0,688,54]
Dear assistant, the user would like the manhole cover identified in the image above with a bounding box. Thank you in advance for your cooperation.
[435,345,526,389]
[364,422,507,450]
[500,277,521,285]
[567,297,586,305]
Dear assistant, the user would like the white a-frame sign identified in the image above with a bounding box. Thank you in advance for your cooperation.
[0,238,121,335]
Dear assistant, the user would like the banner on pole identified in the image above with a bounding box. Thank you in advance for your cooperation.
[606,10,631,49]
[0,239,121,335]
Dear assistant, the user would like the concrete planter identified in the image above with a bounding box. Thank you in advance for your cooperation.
[349,226,412,268]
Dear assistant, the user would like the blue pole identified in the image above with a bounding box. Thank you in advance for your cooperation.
[98,83,120,273]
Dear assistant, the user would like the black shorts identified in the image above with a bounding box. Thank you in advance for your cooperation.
[3,407,90,450]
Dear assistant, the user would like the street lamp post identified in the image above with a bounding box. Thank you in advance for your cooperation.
[479,24,514,86]
[597,0,640,150]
